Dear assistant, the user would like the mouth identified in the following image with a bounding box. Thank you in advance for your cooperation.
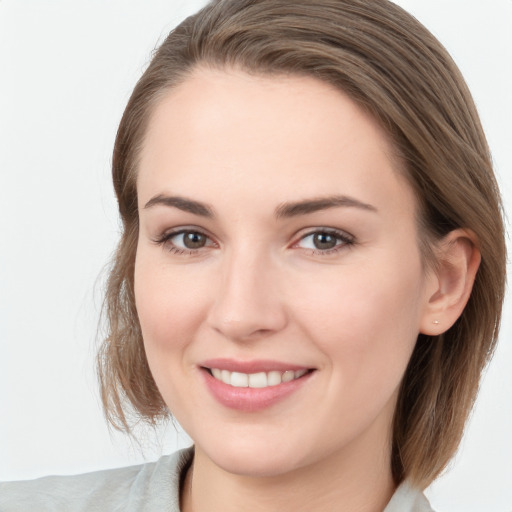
[199,360,316,411]
[204,367,312,388]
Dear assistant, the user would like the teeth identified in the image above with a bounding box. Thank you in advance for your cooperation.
[209,368,309,388]
[248,372,267,388]
[282,370,295,383]
[267,371,282,386]
[230,371,248,388]
[295,369,308,379]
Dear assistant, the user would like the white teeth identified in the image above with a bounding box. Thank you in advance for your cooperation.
[282,370,295,383]
[221,369,231,385]
[248,372,267,388]
[230,371,249,387]
[267,371,282,386]
[209,368,309,388]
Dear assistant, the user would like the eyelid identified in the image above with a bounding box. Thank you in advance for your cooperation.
[291,227,355,253]
[152,226,218,252]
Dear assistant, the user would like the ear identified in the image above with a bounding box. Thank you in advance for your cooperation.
[420,229,481,335]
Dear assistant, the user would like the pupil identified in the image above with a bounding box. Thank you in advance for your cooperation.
[313,233,337,250]
[184,232,206,249]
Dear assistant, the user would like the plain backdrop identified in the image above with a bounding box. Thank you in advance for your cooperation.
[0,1,511,511]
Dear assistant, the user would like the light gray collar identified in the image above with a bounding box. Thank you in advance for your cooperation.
[384,481,434,512]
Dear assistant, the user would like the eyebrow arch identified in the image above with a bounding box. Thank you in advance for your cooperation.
[275,195,377,218]
[143,194,214,218]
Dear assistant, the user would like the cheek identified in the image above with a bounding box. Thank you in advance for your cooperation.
[134,254,208,355]
[134,253,213,413]
[292,256,425,396]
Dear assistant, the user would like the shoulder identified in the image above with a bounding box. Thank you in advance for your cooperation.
[384,480,435,512]
[0,447,193,512]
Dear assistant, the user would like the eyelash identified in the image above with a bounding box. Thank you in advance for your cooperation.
[295,228,355,255]
[152,228,216,256]
[153,227,355,256]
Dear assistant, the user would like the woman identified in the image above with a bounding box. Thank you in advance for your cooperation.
[1,0,507,510]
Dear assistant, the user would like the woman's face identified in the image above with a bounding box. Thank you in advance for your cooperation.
[135,68,437,477]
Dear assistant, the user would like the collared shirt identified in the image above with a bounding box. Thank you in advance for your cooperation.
[0,448,434,511]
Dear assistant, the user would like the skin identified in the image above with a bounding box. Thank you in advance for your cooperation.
[134,68,477,512]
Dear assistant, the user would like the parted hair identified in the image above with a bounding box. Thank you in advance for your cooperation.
[97,0,506,488]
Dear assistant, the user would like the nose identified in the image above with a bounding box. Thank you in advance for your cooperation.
[206,247,288,342]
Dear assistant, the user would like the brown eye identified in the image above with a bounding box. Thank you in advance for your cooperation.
[182,231,207,249]
[154,229,215,255]
[296,229,354,254]
[312,232,338,250]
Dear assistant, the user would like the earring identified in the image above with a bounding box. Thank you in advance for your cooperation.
[432,320,440,325]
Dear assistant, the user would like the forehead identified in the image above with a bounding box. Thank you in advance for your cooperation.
[141,67,396,163]
[137,67,414,218]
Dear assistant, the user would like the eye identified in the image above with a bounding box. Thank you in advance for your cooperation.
[154,228,216,254]
[174,231,209,249]
[296,229,354,253]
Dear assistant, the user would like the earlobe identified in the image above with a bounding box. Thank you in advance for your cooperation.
[420,229,481,335]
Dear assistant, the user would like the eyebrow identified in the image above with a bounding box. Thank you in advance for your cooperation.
[143,193,377,219]
[144,194,214,217]
[275,195,377,218]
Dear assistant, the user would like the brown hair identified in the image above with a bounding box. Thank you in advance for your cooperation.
[97,0,506,488]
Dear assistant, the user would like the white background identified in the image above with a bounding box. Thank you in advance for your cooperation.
[0,1,511,510]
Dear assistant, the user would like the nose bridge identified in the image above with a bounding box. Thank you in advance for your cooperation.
[208,242,286,340]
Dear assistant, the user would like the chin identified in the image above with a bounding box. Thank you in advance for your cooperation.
[200,437,308,478]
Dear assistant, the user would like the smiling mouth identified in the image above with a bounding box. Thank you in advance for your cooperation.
[204,368,312,388]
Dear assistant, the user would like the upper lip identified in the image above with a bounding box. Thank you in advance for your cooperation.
[200,358,312,374]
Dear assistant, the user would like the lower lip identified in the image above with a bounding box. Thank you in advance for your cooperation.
[201,369,314,412]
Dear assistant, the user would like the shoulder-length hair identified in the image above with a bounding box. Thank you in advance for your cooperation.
[97,0,506,488]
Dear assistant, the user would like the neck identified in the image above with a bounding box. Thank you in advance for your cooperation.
[181,435,395,512]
